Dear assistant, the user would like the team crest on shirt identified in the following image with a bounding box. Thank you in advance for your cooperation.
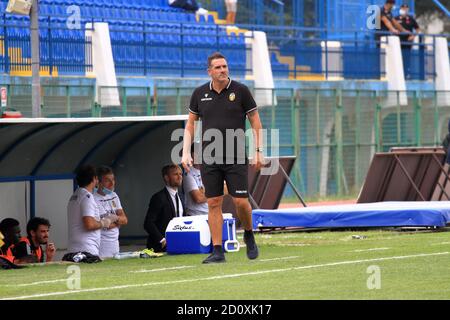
[112,201,116,208]
[229,93,236,102]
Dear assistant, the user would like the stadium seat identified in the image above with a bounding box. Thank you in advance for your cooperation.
[0,0,249,77]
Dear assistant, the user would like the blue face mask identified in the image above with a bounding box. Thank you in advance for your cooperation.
[102,187,114,195]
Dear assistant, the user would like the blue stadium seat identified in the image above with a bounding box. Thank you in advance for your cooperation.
[2,0,246,77]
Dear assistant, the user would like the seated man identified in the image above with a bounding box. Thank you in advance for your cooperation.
[168,0,208,17]
[11,217,56,264]
[144,164,185,252]
[0,218,21,256]
[0,232,20,269]
[94,165,128,259]
[183,144,208,216]
[168,0,198,11]
[66,165,118,261]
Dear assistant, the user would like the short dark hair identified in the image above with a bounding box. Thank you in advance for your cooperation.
[26,217,51,238]
[400,4,409,8]
[386,0,395,4]
[0,218,19,234]
[207,52,227,68]
[76,165,97,188]
[96,165,114,181]
[162,164,181,178]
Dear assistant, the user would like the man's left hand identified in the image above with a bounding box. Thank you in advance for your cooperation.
[252,151,265,172]
[46,243,56,260]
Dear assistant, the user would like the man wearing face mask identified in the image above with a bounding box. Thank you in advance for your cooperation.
[395,4,420,79]
[376,0,409,46]
[94,166,128,259]
[65,165,118,260]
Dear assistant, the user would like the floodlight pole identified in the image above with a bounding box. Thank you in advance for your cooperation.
[30,0,41,118]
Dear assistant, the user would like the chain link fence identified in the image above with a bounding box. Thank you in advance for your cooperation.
[3,84,450,199]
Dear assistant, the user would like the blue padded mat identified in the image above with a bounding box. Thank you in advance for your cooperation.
[252,202,450,229]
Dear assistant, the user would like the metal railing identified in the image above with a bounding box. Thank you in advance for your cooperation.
[0,15,93,76]
[153,86,450,197]
[210,0,284,26]
[2,84,450,198]
[0,15,446,80]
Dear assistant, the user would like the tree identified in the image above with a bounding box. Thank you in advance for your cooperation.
[415,0,450,34]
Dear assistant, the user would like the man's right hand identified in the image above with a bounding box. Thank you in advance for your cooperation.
[101,214,119,229]
[181,153,193,173]
[100,217,113,229]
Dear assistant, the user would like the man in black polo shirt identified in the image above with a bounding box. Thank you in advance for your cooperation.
[182,52,264,264]
[395,4,420,79]
[376,0,409,45]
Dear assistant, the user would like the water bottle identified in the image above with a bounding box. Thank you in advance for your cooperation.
[113,252,140,260]
[73,252,85,263]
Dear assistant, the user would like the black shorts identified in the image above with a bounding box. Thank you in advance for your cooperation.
[200,164,248,198]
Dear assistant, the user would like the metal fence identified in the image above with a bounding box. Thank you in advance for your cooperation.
[151,86,450,198]
[209,0,285,26]
[2,86,450,199]
[0,15,447,80]
[0,16,93,76]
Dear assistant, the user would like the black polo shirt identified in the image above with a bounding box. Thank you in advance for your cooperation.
[395,15,419,32]
[189,78,257,164]
[379,6,394,32]
[394,15,419,47]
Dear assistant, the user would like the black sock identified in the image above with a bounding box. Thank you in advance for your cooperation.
[213,245,223,254]
[244,230,254,238]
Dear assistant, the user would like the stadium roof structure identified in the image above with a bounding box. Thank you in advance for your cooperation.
[0,116,188,247]
[0,116,187,177]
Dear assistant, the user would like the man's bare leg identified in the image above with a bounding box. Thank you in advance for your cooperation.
[202,196,226,263]
[208,196,224,246]
[234,197,259,259]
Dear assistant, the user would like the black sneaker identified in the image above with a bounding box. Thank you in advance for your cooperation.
[244,232,259,260]
[202,252,226,264]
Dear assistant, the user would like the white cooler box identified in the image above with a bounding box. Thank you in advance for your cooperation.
[165,213,240,254]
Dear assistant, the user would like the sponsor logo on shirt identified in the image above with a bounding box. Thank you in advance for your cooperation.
[201,92,213,101]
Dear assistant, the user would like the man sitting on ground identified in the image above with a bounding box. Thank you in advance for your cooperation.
[0,218,21,256]
[10,217,56,264]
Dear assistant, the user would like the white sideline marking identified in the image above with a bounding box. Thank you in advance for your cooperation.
[351,248,390,253]
[130,266,195,273]
[3,279,67,287]
[431,242,450,246]
[2,252,448,300]
[260,256,299,262]
[274,243,311,247]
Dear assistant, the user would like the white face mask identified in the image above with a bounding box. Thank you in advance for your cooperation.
[399,9,407,16]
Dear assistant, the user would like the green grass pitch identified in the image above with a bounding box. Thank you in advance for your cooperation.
[1,229,450,300]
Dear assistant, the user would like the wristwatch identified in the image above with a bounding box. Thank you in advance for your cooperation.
[255,147,263,153]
